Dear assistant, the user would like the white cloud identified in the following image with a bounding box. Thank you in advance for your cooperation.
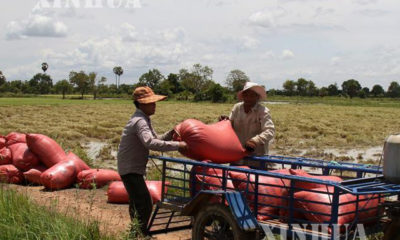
[281,49,294,59]
[249,11,276,28]
[6,14,68,40]
[330,56,341,65]
[241,36,259,49]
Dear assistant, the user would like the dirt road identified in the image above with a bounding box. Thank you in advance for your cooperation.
[7,184,191,240]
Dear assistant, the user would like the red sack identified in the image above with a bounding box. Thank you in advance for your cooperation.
[107,181,129,203]
[9,143,39,171]
[294,187,382,227]
[0,164,24,184]
[26,134,66,168]
[107,180,169,204]
[290,169,342,190]
[5,132,26,146]
[173,119,246,163]
[229,169,291,220]
[23,165,47,185]
[40,160,76,190]
[0,147,12,165]
[66,152,90,174]
[77,169,121,189]
[190,163,234,196]
[147,180,168,203]
[0,136,6,149]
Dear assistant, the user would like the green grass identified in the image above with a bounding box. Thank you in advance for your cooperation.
[0,184,115,240]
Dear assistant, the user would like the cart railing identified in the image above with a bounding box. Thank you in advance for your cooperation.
[149,155,400,238]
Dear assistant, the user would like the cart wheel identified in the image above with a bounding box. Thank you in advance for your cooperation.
[192,204,255,240]
[384,218,400,240]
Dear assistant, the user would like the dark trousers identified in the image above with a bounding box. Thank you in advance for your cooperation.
[121,173,153,236]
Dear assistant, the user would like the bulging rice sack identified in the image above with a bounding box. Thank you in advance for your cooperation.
[0,136,6,149]
[66,152,90,174]
[190,162,234,196]
[173,119,246,163]
[40,160,77,190]
[5,132,26,146]
[229,169,291,220]
[26,134,66,168]
[23,165,47,185]
[77,169,121,189]
[0,164,24,184]
[9,143,39,171]
[294,187,382,229]
[0,147,12,165]
[289,169,342,190]
[107,180,168,204]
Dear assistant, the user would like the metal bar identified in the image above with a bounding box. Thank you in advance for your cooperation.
[161,160,167,202]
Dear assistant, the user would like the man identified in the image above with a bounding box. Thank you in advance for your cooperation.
[220,82,275,166]
[117,86,187,237]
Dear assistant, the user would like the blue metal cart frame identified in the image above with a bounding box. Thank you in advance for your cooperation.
[147,155,400,240]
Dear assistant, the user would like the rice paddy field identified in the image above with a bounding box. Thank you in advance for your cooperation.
[1,96,399,240]
[1,97,400,166]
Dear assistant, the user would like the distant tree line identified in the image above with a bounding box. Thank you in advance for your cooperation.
[1,64,400,101]
[272,78,400,98]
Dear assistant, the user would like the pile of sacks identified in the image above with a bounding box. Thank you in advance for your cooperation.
[0,132,165,205]
[0,132,121,190]
[190,163,382,228]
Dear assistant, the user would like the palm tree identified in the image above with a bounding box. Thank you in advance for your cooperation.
[113,66,123,88]
[42,62,48,73]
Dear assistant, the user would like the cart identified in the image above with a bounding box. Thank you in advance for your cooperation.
[147,155,400,240]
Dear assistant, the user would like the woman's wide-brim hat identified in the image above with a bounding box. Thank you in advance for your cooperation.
[237,82,267,101]
[133,86,166,104]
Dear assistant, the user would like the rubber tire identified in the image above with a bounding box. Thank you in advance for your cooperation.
[384,218,400,240]
[192,204,255,240]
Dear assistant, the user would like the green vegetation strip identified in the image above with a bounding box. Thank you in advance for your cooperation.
[0,185,115,240]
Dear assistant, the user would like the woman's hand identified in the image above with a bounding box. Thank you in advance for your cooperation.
[218,115,229,121]
[178,141,188,154]
[244,140,257,153]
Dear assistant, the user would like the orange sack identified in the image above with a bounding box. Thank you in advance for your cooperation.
[294,187,382,227]
[229,169,291,220]
[9,143,39,171]
[77,169,121,189]
[66,152,90,174]
[23,165,47,185]
[26,134,66,168]
[0,136,6,148]
[107,180,168,204]
[190,163,235,196]
[0,164,24,184]
[173,119,246,163]
[5,132,26,147]
[0,147,12,165]
[289,169,343,190]
[40,160,77,190]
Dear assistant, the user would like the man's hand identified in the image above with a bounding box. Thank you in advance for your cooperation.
[244,140,257,153]
[218,115,229,121]
[178,141,188,154]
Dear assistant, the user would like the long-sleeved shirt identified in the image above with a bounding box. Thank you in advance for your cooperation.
[117,109,180,176]
[229,102,275,156]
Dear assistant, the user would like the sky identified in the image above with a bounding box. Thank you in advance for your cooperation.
[1,0,400,90]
